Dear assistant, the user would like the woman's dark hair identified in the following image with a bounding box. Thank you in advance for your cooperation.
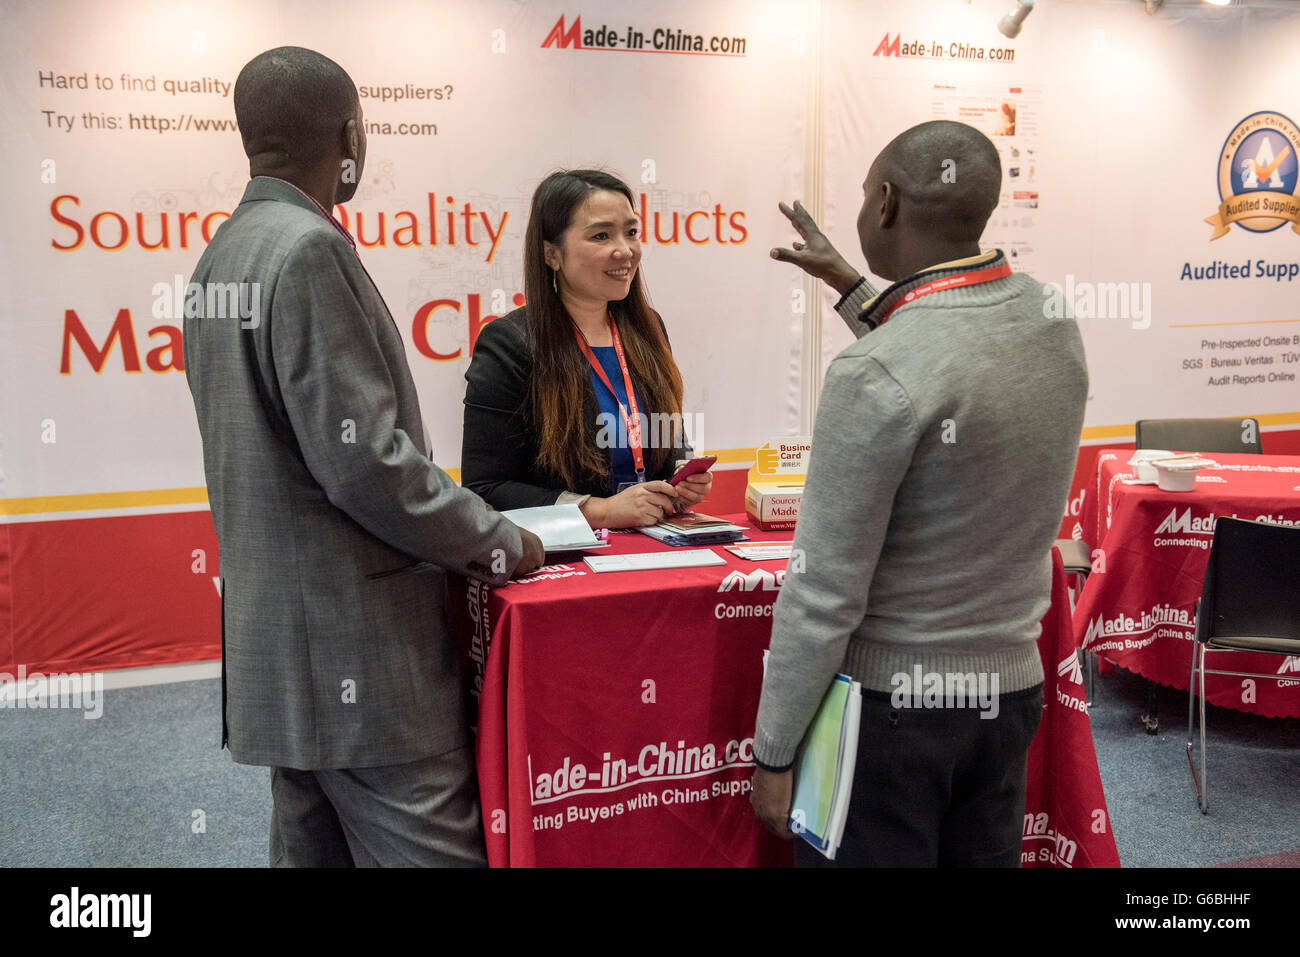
[523,169,685,490]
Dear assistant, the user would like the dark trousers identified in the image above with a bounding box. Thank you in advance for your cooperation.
[796,686,1043,868]
[269,745,487,868]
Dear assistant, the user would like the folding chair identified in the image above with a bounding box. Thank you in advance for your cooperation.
[1055,538,1094,705]
[1135,417,1262,455]
[1186,517,1300,813]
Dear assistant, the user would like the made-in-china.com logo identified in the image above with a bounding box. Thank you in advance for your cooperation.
[1206,111,1300,240]
[541,14,747,56]
[871,31,1016,63]
[717,568,784,593]
[714,568,781,620]
[1153,507,1217,537]
[1057,651,1084,686]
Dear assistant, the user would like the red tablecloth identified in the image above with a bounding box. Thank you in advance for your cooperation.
[450,516,1118,867]
[1075,450,1300,718]
[1025,548,1120,868]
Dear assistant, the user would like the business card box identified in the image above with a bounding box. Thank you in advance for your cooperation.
[745,482,803,531]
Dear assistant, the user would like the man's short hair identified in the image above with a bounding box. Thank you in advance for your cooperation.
[874,120,1002,243]
[233,46,358,166]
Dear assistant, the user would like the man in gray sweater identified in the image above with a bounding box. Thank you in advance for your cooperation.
[751,121,1087,866]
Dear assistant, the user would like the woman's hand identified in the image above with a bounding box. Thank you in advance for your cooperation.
[588,481,680,528]
[672,472,712,511]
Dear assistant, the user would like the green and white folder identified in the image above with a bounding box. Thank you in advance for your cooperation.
[789,672,861,860]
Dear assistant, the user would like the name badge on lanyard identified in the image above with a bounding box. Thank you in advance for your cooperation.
[573,315,646,483]
[874,260,1013,328]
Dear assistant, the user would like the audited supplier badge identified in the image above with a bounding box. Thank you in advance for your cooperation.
[1206,110,1300,239]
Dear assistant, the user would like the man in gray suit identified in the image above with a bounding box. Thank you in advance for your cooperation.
[184,47,544,867]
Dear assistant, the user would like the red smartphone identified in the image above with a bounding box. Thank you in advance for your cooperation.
[668,455,717,486]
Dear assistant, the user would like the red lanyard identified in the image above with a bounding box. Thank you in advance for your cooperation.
[573,316,646,480]
[876,260,1012,326]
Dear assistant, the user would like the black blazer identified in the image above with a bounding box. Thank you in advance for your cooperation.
[462,307,689,510]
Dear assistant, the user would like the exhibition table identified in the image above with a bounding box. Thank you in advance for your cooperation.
[1075,450,1300,718]
[450,516,1119,867]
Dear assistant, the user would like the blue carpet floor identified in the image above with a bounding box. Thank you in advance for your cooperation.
[0,679,268,867]
[1,668,1296,867]
[1086,665,1300,867]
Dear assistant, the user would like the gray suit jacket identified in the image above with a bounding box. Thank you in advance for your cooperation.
[184,176,522,770]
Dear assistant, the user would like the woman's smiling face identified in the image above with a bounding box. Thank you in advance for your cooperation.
[545,189,642,306]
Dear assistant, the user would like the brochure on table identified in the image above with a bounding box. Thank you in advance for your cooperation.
[500,504,607,552]
[639,512,748,547]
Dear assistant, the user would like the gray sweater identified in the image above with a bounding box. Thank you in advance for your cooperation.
[753,253,1088,769]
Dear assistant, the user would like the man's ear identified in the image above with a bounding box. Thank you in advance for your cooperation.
[879,181,900,229]
[336,117,364,198]
[343,118,360,162]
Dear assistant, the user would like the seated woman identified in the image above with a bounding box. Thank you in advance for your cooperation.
[463,169,711,528]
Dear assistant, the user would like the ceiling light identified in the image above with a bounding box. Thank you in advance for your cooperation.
[999,0,1035,39]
